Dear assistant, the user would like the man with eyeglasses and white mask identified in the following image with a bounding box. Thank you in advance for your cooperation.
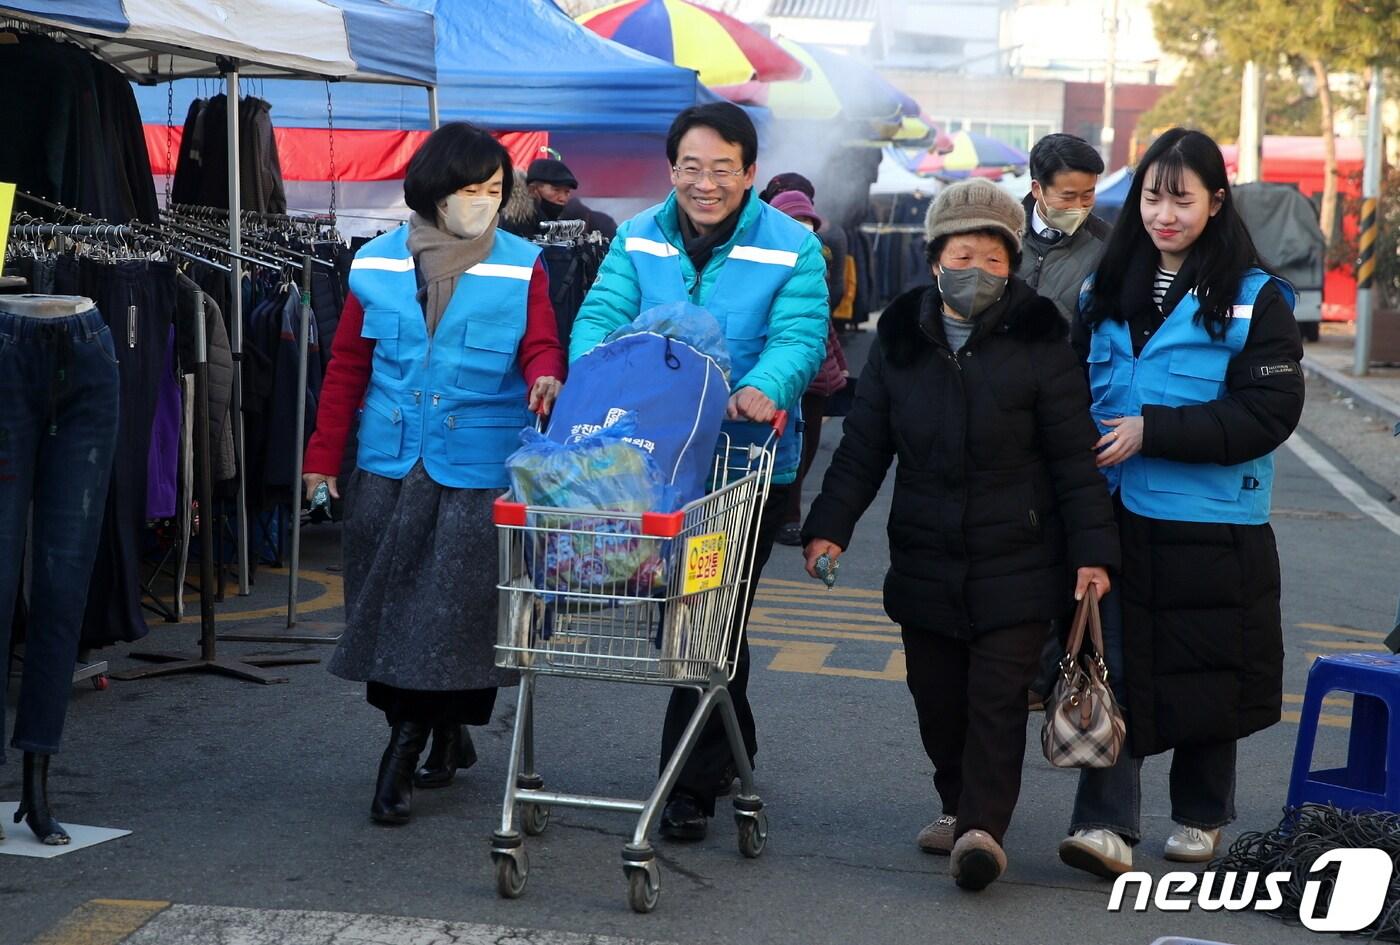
[569,102,828,842]
[1017,133,1111,323]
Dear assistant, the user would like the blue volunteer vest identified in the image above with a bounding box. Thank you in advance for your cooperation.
[624,200,811,475]
[348,225,539,489]
[1083,268,1295,524]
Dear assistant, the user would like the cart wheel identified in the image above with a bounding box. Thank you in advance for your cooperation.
[521,802,550,836]
[92,675,110,691]
[626,865,660,913]
[494,850,528,899]
[736,811,768,858]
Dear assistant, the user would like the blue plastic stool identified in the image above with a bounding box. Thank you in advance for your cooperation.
[1287,652,1400,813]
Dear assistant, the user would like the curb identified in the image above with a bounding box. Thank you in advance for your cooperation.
[1303,359,1400,432]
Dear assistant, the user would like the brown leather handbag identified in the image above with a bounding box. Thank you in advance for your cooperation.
[1041,587,1127,768]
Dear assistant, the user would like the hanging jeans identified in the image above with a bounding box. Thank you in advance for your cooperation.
[0,298,119,761]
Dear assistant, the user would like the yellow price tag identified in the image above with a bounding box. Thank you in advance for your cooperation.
[682,531,727,595]
[0,181,14,268]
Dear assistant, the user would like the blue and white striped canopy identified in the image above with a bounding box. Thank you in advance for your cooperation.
[0,0,436,85]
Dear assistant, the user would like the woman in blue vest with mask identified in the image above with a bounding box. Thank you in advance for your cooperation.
[303,123,565,825]
[1058,128,1305,877]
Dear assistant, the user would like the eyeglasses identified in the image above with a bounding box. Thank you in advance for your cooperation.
[672,165,744,186]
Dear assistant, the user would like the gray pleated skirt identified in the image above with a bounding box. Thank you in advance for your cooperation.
[328,461,517,692]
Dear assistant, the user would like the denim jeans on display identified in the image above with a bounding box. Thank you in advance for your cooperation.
[0,299,120,761]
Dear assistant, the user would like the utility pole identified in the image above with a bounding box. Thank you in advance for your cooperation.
[1237,61,1265,183]
[1100,0,1119,167]
[1355,65,1384,376]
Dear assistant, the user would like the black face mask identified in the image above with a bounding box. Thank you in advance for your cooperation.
[937,266,1008,320]
[537,198,565,221]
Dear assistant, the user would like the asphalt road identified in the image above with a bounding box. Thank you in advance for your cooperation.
[7,326,1399,945]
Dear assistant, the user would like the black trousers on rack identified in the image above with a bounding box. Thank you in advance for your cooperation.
[77,259,177,647]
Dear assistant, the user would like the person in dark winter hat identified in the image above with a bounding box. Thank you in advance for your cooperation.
[801,175,1118,892]
[523,157,617,239]
[1058,127,1303,879]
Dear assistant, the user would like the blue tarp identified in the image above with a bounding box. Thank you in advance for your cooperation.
[3,0,436,84]
[133,0,716,133]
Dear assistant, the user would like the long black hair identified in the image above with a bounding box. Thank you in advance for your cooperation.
[1086,128,1264,340]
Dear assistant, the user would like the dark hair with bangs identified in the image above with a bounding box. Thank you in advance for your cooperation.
[1086,127,1265,340]
[403,122,514,220]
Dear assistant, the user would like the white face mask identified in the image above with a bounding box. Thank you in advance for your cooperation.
[797,220,815,232]
[1039,200,1090,237]
[437,193,501,240]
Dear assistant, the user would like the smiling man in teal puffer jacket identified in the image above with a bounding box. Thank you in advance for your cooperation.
[570,102,828,842]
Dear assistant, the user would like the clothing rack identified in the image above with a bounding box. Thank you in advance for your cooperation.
[115,289,316,684]
[535,219,589,242]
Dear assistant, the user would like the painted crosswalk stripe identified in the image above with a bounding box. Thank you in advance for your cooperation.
[50,903,674,945]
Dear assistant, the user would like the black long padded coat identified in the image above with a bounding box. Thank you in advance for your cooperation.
[803,278,1120,639]
[1072,248,1306,755]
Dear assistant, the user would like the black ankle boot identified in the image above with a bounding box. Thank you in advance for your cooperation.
[15,752,69,845]
[370,721,430,825]
[414,724,478,789]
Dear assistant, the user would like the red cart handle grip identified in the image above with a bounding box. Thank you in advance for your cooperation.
[771,410,788,439]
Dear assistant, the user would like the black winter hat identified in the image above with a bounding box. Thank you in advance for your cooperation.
[526,158,578,188]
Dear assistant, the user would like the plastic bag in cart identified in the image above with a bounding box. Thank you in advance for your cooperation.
[505,414,674,627]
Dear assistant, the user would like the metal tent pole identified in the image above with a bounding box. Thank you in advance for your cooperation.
[287,254,313,627]
[428,85,441,130]
[226,64,252,594]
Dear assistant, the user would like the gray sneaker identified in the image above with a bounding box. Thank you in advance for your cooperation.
[917,814,957,855]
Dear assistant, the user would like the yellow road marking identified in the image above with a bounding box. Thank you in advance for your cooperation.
[32,899,169,945]
[164,569,345,625]
[1283,693,1353,707]
[749,605,894,628]
[1299,622,1387,640]
[1305,639,1384,652]
[754,591,887,611]
[747,622,902,644]
[1281,711,1351,728]
[750,637,906,681]
[760,577,884,600]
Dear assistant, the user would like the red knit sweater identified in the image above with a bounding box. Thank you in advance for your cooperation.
[303,258,565,476]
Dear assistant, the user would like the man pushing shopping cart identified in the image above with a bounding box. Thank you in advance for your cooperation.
[488,101,828,913]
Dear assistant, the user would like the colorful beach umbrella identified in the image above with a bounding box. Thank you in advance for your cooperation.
[578,0,804,91]
[915,131,1028,178]
[767,38,910,123]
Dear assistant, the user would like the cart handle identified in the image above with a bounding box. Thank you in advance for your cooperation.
[771,409,788,439]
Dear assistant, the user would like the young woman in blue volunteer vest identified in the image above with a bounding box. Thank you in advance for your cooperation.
[568,103,829,842]
[303,124,565,825]
[800,178,1118,891]
[1056,128,1305,878]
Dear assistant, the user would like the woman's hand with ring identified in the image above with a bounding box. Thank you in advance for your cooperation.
[1094,415,1144,468]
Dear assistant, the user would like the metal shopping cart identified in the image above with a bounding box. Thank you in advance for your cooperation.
[488,415,785,913]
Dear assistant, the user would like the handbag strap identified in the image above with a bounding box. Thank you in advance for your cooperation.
[1062,586,1097,663]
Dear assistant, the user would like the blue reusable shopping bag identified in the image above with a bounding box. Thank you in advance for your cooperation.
[547,304,731,510]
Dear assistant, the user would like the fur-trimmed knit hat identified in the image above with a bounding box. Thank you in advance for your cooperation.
[924,178,1025,253]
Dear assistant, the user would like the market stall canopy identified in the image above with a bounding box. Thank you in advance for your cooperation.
[0,0,436,84]
[131,0,720,134]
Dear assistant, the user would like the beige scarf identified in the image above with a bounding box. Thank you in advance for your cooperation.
[405,211,499,336]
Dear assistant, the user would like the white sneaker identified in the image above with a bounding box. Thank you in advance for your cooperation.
[1059,829,1133,878]
[1163,825,1221,863]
